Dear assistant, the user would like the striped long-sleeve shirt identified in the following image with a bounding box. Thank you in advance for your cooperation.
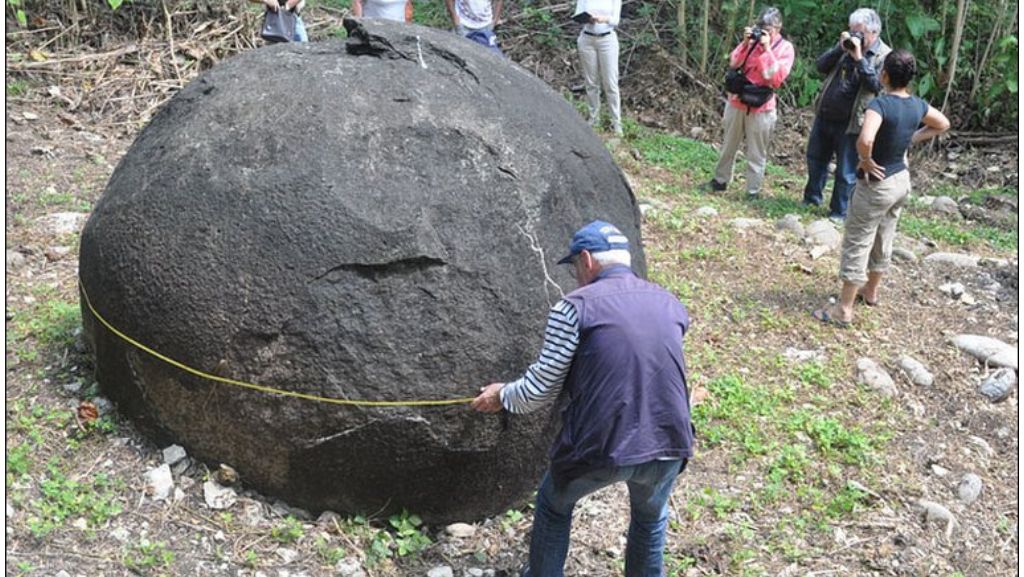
[499,299,580,414]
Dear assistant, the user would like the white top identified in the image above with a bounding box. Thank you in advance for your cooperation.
[455,0,493,29]
[363,0,406,21]
[574,0,620,35]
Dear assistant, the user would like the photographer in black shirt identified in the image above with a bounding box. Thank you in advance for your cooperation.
[801,8,890,222]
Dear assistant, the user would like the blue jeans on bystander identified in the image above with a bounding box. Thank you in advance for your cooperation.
[803,115,858,219]
[522,459,686,577]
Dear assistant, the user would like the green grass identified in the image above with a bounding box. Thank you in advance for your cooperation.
[900,213,1017,251]
[271,516,305,543]
[633,132,719,180]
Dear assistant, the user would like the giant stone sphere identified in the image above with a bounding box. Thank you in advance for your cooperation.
[79,19,646,522]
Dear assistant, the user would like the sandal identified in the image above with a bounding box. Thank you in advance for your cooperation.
[855,293,878,307]
[812,308,851,329]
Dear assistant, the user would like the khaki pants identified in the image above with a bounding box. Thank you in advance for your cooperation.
[713,104,777,194]
[839,170,911,285]
[577,31,621,131]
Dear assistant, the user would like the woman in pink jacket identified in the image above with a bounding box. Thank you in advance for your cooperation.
[706,7,795,198]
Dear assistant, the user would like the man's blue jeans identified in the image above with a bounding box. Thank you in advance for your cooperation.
[523,459,686,577]
[803,115,858,218]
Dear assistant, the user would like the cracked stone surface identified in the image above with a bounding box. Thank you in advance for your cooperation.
[78,19,644,523]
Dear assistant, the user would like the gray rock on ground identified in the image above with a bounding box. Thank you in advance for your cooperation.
[957,473,983,504]
[978,368,1017,402]
[445,522,477,538]
[730,217,763,230]
[898,356,934,386]
[38,212,88,235]
[950,334,1019,370]
[427,566,455,577]
[203,480,238,510]
[914,498,957,537]
[804,219,842,250]
[144,464,174,500]
[162,444,187,466]
[6,250,27,270]
[855,358,898,398]
[695,206,718,218]
[924,252,980,268]
[930,196,960,215]
[775,214,804,238]
[335,558,366,577]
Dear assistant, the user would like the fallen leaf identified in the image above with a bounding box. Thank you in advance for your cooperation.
[29,49,48,62]
[78,401,99,424]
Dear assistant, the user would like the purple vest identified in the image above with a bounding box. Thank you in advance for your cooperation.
[550,265,694,482]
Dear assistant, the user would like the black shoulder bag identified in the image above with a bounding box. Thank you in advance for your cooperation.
[261,7,297,43]
[724,37,782,109]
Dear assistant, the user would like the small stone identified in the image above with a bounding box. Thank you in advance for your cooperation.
[22,111,39,120]
[173,487,186,502]
[914,499,957,537]
[37,212,88,236]
[445,522,477,538]
[950,335,1018,370]
[775,214,804,238]
[924,252,980,268]
[891,247,918,262]
[809,245,831,259]
[144,464,174,501]
[930,196,960,214]
[427,566,454,577]
[855,358,898,398]
[978,368,1016,402]
[171,457,191,476]
[162,444,187,466]
[54,571,70,577]
[203,480,238,510]
[689,126,704,138]
[730,217,763,231]
[898,356,934,386]
[957,473,983,504]
[804,219,842,250]
[467,569,485,577]
[111,527,131,542]
[335,557,365,577]
[939,282,966,298]
[960,293,977,306]
[930,464,949,477]
[44,245,72,261]
[782,347,823,363]
[92,396,114,416]
[71,517,89,530]
[5,503,14,518]
[5,250,26,269]
[695,206,718,218]
[63,380,84,394]
[318,510,342,525]
[213,463,239,486]
[276,548,299,564]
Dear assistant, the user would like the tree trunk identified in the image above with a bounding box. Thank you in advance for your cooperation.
[699,0,709,73]
[969,0,1012,102]
[940,0,969,113]
[677,0,687,65]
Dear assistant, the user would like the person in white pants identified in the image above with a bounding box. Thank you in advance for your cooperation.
[574,0,622,136]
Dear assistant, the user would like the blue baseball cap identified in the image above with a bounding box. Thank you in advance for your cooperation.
[557,220,630,264]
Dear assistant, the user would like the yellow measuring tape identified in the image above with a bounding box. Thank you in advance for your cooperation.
[78,282,476,407]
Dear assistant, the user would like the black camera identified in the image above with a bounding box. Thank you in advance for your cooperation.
[749,26,765,41]
[843,30,865,50]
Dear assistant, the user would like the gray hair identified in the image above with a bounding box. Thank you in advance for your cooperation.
[593,249,632,268]
[849,8,881,34]
[756,6,783,29]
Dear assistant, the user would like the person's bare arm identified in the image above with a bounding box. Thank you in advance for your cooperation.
[912,105,951,145]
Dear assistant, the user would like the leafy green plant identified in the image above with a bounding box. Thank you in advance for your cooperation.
[123,539,174,573]
[27,467,123,538]
[389,509,431,556]
[271,516,305,544]
[315,535,347,565]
